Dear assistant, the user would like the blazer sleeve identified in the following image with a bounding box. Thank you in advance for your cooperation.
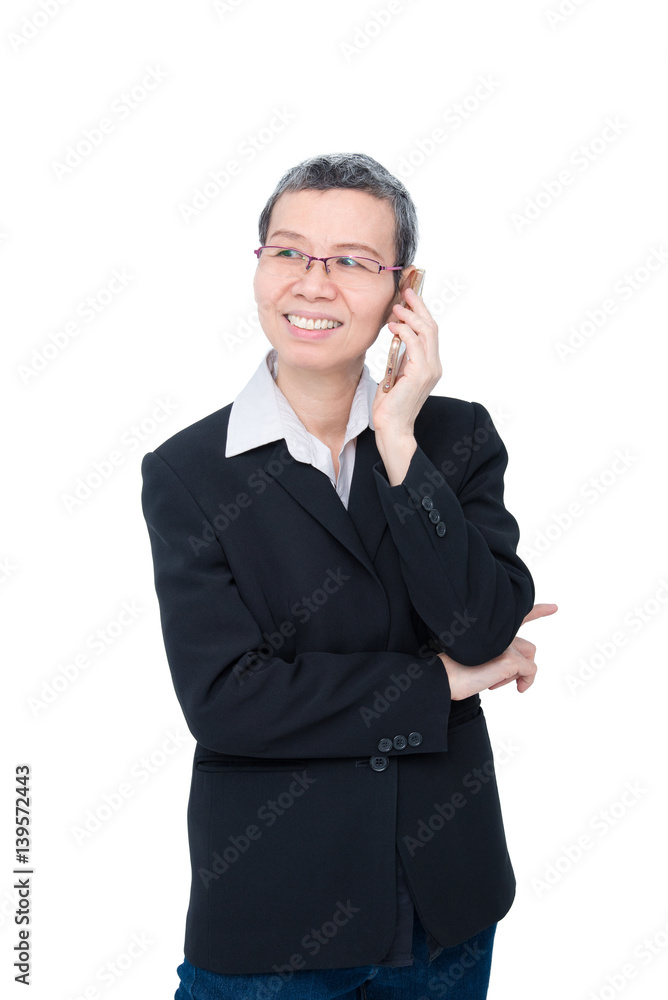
[140,450,452,760]
[372,400,535,666]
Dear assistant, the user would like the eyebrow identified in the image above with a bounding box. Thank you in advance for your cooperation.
[267,229,384,260]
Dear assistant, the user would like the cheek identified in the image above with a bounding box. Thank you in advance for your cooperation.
[253,271,274,303]
[370,299,394,330]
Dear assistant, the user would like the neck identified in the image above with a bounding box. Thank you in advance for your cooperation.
[273,354,365,443]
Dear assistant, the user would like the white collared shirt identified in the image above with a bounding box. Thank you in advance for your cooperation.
[225,347,378,509]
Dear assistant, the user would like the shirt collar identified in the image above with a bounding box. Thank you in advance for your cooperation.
[225,348,378,458]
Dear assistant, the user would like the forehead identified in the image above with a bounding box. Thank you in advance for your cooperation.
[267,188,396,259]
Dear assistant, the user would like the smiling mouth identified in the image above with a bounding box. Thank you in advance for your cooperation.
[285,313,343,330]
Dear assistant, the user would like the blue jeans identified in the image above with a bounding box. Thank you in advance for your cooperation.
[174,908,497,999]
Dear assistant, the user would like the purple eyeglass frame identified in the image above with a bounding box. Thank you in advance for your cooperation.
[254,245,403,276]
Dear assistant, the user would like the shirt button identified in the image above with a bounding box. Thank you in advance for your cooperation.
[428,508,441,524]
[435,521,446,537]
[377,738,393,752]
[408,732,423,746]
[421,496,434,511]
[369,755,389,771]
[393,735,407,750]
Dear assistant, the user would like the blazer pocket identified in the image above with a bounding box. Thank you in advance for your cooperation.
[447,704,483,732]
[195,755,307,773]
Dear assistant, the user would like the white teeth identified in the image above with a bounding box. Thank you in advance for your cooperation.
[287,314,342,330]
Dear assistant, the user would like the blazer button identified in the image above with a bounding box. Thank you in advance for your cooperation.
[377,738,393,752]
[393,735,407,750]
[408,732,423,746]
[369,755,389,771]
[421,496,434,511]
[428,508,441,524]
[435,521,446,537]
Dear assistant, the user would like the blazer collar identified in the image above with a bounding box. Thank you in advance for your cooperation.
[256,427,388,576]
[223,348,387,575]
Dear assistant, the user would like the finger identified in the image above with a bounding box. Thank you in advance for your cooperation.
[404,285,430,315]
[516,671,536,692]
[512,636,536,659]
[521,602,559,625]
[391,300,435,332]
[488,677,516,690]
[390,345,410,380]
[386,319,426,358]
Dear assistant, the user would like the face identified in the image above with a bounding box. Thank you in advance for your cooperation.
[253,188,414,377]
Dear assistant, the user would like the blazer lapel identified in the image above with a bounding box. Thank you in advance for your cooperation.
[263,426,388,576]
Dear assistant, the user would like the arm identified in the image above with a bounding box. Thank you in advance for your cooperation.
[373,400,535,666]
[440,604,559,700]
[140,450,453,760]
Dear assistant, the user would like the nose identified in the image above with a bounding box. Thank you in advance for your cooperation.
[291,258,337,297]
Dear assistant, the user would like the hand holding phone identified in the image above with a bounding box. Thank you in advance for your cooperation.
[382,268,426,392]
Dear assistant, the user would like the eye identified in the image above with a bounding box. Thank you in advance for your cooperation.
[336,256,360,268]
[277,248,304,259]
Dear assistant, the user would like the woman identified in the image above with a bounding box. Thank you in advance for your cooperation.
[141,153,552,999]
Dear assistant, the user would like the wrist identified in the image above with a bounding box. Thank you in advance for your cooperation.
[374,431,417,487]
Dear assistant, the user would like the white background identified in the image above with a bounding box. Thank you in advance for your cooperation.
[2,1,667,997]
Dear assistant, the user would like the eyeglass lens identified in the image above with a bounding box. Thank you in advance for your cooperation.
[257,247,386,288]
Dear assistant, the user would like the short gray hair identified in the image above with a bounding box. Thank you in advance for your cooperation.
[258,152,419,293]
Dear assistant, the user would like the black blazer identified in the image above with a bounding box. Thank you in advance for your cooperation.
[140,392,535,976]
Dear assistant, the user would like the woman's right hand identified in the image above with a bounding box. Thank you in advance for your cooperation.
[437,602,557,700]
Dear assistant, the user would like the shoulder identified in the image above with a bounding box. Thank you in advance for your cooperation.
[147,402,233,468]
[414,394,504,474]
[416,393,485,439]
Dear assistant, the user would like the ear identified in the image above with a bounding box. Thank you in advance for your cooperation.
[380,265,417,326]
[397,265,418,304]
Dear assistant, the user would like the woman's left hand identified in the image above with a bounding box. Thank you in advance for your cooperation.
[372,285,443,437]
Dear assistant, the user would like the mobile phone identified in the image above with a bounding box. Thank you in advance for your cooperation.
[382,268,426,392]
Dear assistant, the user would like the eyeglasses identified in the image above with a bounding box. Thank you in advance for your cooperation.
[254,246,403,289]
